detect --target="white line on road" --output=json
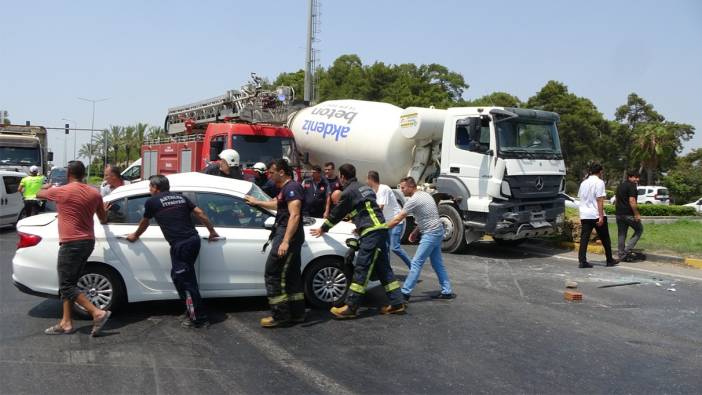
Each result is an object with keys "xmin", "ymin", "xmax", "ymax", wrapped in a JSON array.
[
  {"xmin": 520, "ymin": 248, "xmax": 702, "ymax": 282},
  {"xmin": 223, "ymin": 317, "xmax": 356, "ymax": 395}
]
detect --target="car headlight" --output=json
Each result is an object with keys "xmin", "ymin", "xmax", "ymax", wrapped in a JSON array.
[{"xmin": 501, "ymin": 180, "xmax": 511, "ymax": 197}]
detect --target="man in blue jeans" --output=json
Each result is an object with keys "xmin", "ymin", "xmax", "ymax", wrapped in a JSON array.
[
  {"xmin": 366, "ymin": 170, "xmax": 413, "ymax": 268},
  {"xmin": 386, "ymin": 176, "xmax": 455, "ymax": 301}
]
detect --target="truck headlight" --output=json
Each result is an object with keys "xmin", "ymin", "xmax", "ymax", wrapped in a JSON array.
[{"xmin": 501, "ymin": 180, "xmax": 511, "ymax": 197}]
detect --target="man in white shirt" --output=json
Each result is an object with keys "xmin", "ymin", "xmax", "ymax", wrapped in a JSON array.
[
  {"xmin": 577, "ymin": 163, "xmax": 619, "ymax": 268},
  {"xmin": 367, "ymin": 171, "xmax": 412, "ymax": 268}
]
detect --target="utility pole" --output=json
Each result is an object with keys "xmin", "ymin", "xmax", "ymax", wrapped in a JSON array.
[
  {"xmin": 304, "ymin": 0, "xmax": 320, "ymax": 104},
  {"xmin": 78, "ymin": 97, "xmax": 108, "ymax": 180}
]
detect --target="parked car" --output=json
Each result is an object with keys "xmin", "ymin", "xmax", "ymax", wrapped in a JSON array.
[
  {"xmin": 0, "ymin": 170, "xmax": 26, "ymax": 227},
  {"xmin": 12, "ymin": 173, "xmax": 356, "ymax": 313},
  {"xmin": 637, "ymin": 186, "xmax": 670, "ymax": 205},
  {"xmin": 120, "ymin": 158, "xmax": 142, "ymax": 182},
  {"xmin": 684, "ymin": 198, "xmax": 702, "ymax": 213},
  {"xmin": 47, "ymin": 166, "xmax": 67, "ymax": 186}
]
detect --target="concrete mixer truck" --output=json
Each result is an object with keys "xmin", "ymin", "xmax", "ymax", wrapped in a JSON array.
[{"xmin": 289, "ymin": 100, "xmax": 566, "ymax": 253}]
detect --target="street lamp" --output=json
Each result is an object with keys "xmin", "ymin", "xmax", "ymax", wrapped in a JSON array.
[
  {"xmin": 77, "ymin": 97, "xmax": 109, "ymax": 180},
  {"xmin": 61, "ymin": 118, "xmax": 77, "ymax": 164}
]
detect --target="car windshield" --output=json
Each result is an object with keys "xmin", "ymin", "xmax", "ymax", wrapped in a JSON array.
[
  {"xmin": 232, "ymin": 135, "xmax": 298, "ymax": 167},
  {"xmin": 0, "ymin": 147, "xmax": 41, "ymax": 165},
  {"xmin": 495, "ymin": 119, "xmax": 562, "ymax": 159},
  {"xmin": 247, "ymin": 183, "xmax": 272, "ymax": 203},
  {"xmin": 48, "ymin": 168, "xmax": 67, "ymax": 185}
]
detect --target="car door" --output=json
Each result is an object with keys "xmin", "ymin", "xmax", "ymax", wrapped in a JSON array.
[
  {"xmin": 446, "ymin": 118, "xmax": 493, "ymax": 197},
  {"xmin": 1, "ymin": 175, "xmax": 24, "ymax": 225},
  {"xmin": 103, "ymin": 194, "xmax": 175, "ymax": 292},
  {"xmin": 194, "ymin": 191, "xmax": 272, "ymax": 292}
]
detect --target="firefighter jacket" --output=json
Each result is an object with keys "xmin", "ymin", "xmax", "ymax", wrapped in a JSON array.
[{"xmin": 321, "ymin": 178, "xmax": 386, "ymax": 237}]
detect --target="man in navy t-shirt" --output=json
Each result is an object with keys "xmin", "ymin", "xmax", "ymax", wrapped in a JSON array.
[
  {"xmin": 302, "ymin": 165, "xmax": 328, "ymax": 218},
  {"xmin": 245, "ymin": 159, "xmax": 306, "ymax": 328},
  {"xmin": 128, "ymin": 175, "xmax": 219, "ymax": 328}
]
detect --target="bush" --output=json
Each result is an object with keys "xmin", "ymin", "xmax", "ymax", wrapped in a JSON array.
[
  {"xmin": 566, "ymin": 180, "xmax": 579, "ymax": 195},
  {"xmin": 603, "ymin": 204, "xmax": 697, "ymax": 216}
]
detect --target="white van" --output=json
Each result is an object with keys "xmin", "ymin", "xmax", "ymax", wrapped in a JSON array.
[
  {"xmin": 0, "ymin": 170, "xmax": 27, "ymax": 227},
  {"xmin": 121, "ymin": 158, "xmax": 142, "ymax": 182},
  {"xmin": 637, "ymin": 186, "xmax": 670, "ymax": 205}
]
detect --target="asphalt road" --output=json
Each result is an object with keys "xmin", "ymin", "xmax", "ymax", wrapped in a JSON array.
[{"xmin": 1, "ymin": 227, "xmax": 701, "ymax": 394}]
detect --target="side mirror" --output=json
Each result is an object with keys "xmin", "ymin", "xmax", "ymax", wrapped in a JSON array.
[
  {"xmin": 264, "ymin": 216, "xmax": 275, "ymax": 229},
  {"xmin": 47, "ymin": 152, "xmax": 54, "ymax": 162}
]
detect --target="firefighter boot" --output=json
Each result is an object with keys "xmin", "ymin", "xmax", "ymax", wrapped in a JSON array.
[
  {"xmin": 260, "ymin": 316, "xmax": 291, "ymax": 328},
  {"xmin": 380, "ymin": 303, "xmax": 407, "ymax": 315},
  {"xmin": 330, "ymin": 304, "xmax": 358, "ymax": 319}
]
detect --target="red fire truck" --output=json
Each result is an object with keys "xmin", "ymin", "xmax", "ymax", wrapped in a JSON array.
[{"xmin": 140, "ymin": 74, "xmax": 300, "ymax": 180}]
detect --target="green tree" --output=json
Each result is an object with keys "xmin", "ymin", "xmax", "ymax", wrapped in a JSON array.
[
  {"xmin": 107, "ymin": 126, "xmax": 124, "ymax": 166},
  {"xmin": 272, "ymin": 70, "xmax": 305, "ymax": 102},
  {"xmin": 462, "ymin": 92, "xmax": 522, "ymax": 107},
  {"xmin": 663, "ymin": 149, "xmax": 702, "ymax": 203},
  {"xmin": 526, "ymin": 81, "xmax": 609, "ymax": 183}
]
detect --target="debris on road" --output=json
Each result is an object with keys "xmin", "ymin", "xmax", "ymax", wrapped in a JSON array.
[
  {"xmin": 565, "ymin": 280, "xmax": 578, "ymax": 289},
  {"xmin": 564, "ymin": 291, "xmax": 583, "ymax": 301},
  {"xmin": 667, "ymin": 288, "xmax": 677, "ymax": 292},
  {"xmin": 597, "ymin": 281, "xmax": 642, "ymax": 289}
]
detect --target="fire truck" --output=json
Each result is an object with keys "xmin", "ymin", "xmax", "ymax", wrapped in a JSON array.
[{"xmin": 140, "ymin": 74, "xmax": 301, "ymax": 180}]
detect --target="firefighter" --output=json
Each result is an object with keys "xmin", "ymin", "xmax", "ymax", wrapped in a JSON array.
[
  {"xmin": 301, "ymin": 165, "xmax": 329, "ymax": 218},
  {"xmin": 202, "ymin": 149, "xmax": 243, "ymax": 179},
  {"xmin": 244, "ymin": 159, "xmax": 306, "ymax": 327},
  {"xmin": 252, "ymin": 162, "xmax": 268, "ymax": 189},
  {"xmin": 310, "ymin": 163, "xmax": 406, "ymax": 319}
]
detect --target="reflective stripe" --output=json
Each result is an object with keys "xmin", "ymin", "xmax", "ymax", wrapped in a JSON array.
[
  {"xmin": 269, "ymin": 294, "xmax": 288, "ymax": 305},
  {"xmin": 281, "ymin": 253, "xmax": 292, "ymax": 289},
  {"xmin": 363, "ymin": 248, "xmax": 379, "ymax": 288},
  {"xmin": 365, "ymin": 201, "xmax": 381, "ymax": 226},
  {"xmin": 349, "ymin": 209, "xmax": 358, "ymax": 218},
  {"xmin": 290, "ymin": 293, "xmax": 305, "ymax": 301},
  {"xmin": 323, "ymin": 219, "xmax": 335, "ymax": 228},
  {"xmin": 349, "ymin": 282, "xmax": 366, "ymax": 294},
  {"xmin": 384, "ymin": 281, "xmax": 400, "ymax": 292},
  {"xmin": 360, "ymin": 223, "xmax": 387, "ymax": 237}
]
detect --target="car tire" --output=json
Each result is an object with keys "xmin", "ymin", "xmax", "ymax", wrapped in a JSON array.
[
  {"xmin": 72, "ymin": 264, "xmax": 126, "ymax": 318},
  {"xmin": 438, "ymin": 204, "xmax": 468, "ymax": 253},
  {"xmin": 493, "ymin": 238, "xmax": 526, "ymax": 247},
  {"xmin": 303, "ymin": 257, "xmax": 350, "ymax": 309}
]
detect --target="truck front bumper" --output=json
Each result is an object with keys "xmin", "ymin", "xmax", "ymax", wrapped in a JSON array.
[{"xmin": 486, "ymin": 198, "xmax": 565, "ymax": 240}]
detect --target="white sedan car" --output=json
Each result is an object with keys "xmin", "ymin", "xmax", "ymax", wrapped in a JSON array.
[{"xmin": 12, "ymin": 173, "xmax": 356, "ymax": 312}]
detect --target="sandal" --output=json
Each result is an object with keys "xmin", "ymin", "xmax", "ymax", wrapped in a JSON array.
[
  {"xmin": 90, "ymin": 310, "xmax": 112, "ymax": 337},
  {"xmin": 44, "ymin": 324, "xmax": 76, "ymax": 335}
]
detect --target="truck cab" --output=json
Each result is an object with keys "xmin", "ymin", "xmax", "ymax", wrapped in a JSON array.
[{"xmin": 435, "ymin": 107, "xmax": 565, "ymax": 251}]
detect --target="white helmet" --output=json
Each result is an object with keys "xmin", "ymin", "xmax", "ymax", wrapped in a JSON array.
[
  {"xmin": 218, "ymin": 149, "xmax": 240, "ymax": 167},
  {"xmin": 29, "ymin": 165, "xmax": 39, "ymax": 174},
  {"xmin": 253, "ymin": 162, "xmax": 267, "ymax": 173}
]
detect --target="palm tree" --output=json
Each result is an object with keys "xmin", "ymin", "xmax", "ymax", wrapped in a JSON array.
[
  {"xmin": 123, "ymin": 125, "xmax": 136, "ymax": 164},
  {"xmin": 108, "ymin": 126, "xmax": 123, "ymax": 166},
  {"xmin": 632, "ymin": 122, "xmax": 676, "ymax": 185},
  {"xmin": 147, "ymin": 125, "xmax": 168, "ymax": 140}
]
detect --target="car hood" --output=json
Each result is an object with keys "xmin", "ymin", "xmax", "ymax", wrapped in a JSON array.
[
  {"xmin": 306, "ymin": 218, "xmax": 356, "ymax": 235},
  {"xmin": 17, "ymin": 213, "xmax": 57, "ymax": 227}
]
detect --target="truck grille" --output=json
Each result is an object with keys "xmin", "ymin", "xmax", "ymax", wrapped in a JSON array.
[{"xmin": 504, "ymin": 175, "xmax": 562, "ymax": 199}]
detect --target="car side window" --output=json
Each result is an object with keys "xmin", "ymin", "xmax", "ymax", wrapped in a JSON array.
[
  {"xmin": 106, "ymin": 198, "xmax": 127, "ymax": 223},
  {"xmin": 455, "ymin": 122, "xmax": 490, "ymax": 153},
  {"xmin": 126, "ymin": 195, "xmax": 155, "ymax": 224},
  {"xmin": 637, "ymin": 189, "xmax": 645, "ymax": 196},
  {"xmin": 195, "ymin": 192, "xmax": 271, "ymax": 228},
  {"xmin": 3, "ymin": 176, "xmax": 22, "ymax": 194}
]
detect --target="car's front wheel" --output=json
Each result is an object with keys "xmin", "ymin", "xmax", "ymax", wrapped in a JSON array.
[
  {"xmin": 73, "ymin": 264, "xmax": 126, "ymax": 317},
  {"xmin": 303, "ymin": 257, "xmax": 350, "ymax": 309}
]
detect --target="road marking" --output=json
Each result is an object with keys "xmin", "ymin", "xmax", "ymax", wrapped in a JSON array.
[
  {"xmin": 222, "ymin": 317, "xmax": 355, "ymax": 395},
  {"xmin": 519, "ymin": 248, "xmax": 702, "ymax": 282}
]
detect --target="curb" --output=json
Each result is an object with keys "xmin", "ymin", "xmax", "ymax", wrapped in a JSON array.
[{"xmin": 557, "ymin": 241, "xmax": 689, "ymax": 265}]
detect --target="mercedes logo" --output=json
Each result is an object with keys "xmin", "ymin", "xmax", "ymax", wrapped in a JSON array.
[{"xmin": 535, "ymin": 176, "xmax": 544, "ymax": 191}]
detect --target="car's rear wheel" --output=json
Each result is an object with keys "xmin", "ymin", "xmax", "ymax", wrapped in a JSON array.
[
  {"xmin": 72, "ymin": 264, "xmax": 126, "ymax": 317},
  {"xmin": 303, "ymin": 257, "xmax": 350, "ymax": 309}
]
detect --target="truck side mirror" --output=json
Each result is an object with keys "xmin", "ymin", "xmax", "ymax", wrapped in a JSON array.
[{"xmin": 47, "ymin": 152, "xmax": 54, "ymax": 162}]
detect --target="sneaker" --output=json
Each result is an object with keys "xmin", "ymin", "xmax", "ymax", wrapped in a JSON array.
[
  {"xmin": 330, "ymin": 305, "xmax": 358, "ymax": 319},
  {"xmin": 182, "ymin": 319, "xmax": 210, "ymax": 329},
  {"xmin": 379, "ymin": 304, "xmax": 407, "ymax": 315},
  {"xmin": 606, "ymin": 259, "xmax": 620, "ymax": 267},
  {"xmin": 431, "ymin": 292, "xmax": 456, "ymax": 300},
  {"xmin": 579, "ymin": 262, "xmax": 594, "ymax": 269},
  {"xmin": 260, "ymin": 316, "xmax": 291, "ymax": 328},
  {"xmin": 401, "ymin": 293, "xmax": 411, "ymax": 303}
]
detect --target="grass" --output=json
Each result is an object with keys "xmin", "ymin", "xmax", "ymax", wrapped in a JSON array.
[
  {"xmin": 87, "ymin": 176, "xmax": 103, "ymax": 186},
  {"xmin": 607, "ymin": 219, "xmax": 702, "ymax": 258}
]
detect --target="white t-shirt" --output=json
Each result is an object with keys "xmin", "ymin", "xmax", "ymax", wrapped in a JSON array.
[
  {"xmin": 100, "ymin": 180, "xmax": 131, "ymax": 197},
  {"xmin": 577, "ymin": 175, "xmax": 606, "ymax": 219},
  {"xmin": 375, "ymin": 184, "xmax": 402, "ymax": 224}
]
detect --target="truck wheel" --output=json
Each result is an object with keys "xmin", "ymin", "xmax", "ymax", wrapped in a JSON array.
[
  {"xmin": 438, "ymin": 204, "xmax": 468, "ymax": 253},
  {"xmin": 303, "ymin": 257, "xmax": 350, "ymax": 309},
  {"xmin": 493, "ymin": 238, "xmax": 526, "ymax": 247}
]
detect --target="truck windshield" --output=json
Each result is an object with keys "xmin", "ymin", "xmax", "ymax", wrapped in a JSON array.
[
  {"xmin": 495, "ymin": 120, "xmax": 562, "ymax": 159},
  {"xmin": 0, "ymin": 147, "xmax": 41, "ymax": 165},
  {"xmin": 232, "ymin": 135, "xmax": 298, "ymax": 167}
]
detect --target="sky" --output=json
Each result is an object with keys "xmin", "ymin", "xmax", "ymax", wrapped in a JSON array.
[{"xmin": 2, "ymin": 0, "xmax": 701, "ymax": 166}]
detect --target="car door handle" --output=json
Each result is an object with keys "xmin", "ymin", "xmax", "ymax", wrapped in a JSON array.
[
  {"xmin": 450, "ymin": 167, "xmax": 460, "ymax": 173},
  {"xmin": 203, "ymin": 236, "xmax": 227, "ymax": 241}
]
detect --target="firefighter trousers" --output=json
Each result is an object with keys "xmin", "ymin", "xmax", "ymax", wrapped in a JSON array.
[
  {"xmin": 346, "ymin": 229, "xmax": 403, "ymax": 309},
  {"xmin": 264, "ymin": 228, "xmax": 305, "ymax": 321}
]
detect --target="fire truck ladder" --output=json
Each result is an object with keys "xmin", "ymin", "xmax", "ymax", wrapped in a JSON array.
[{"xmin": 165, "ymin": 73, "xmax": 295, "ymax": 135}]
